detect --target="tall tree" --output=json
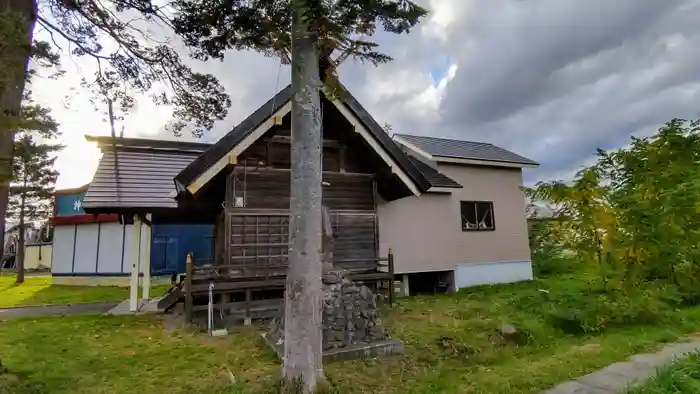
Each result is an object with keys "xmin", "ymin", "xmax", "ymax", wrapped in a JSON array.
[
  {"xmin": 0, "ymin": 2, "xmax": 37, "ymax": 264},
  {"xmin": 0, "ymin": 0, "xmax": 233, "ymax": 261},
  {"xmin": 7, "ymin": 127, "xmax": 61, "ymax": 283},
  {"xmin": 172, "ymin": 0, "xmax": 427, "ymax": 390}
]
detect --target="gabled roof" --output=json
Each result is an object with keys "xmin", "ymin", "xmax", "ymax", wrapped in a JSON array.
[
  {"xmin": 393, "ymin": 134, "xmax": 539, "ymax": 167},
  {"xmin": 407, "ymin": 156, "xmax": 462, "ymax": 189},
  {"xmin": 175, "ymin": 85, "xmax": 431, "ymax": 197},
  {"xmin": 82, "ymin": 136, "xmax": 209, "ymax": 212},
  {"xmin": 175, "ymin": 84, "xmax": 294, "ymax": 189}
]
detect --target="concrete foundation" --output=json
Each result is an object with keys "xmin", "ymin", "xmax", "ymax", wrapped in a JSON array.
[{"xmin": 263, "ymin": 333, "xmax": 405, "ymax": 362}]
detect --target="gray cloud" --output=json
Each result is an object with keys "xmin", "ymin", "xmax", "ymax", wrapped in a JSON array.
[
  {"xmin": 442, "ymin": 0, "xmax": 700, "ymax": 182},
  {"xmin": 152, "ymin": 0, "xmax": 700, "ymax": 185},
  {"xmin": 329, "ymin": 0, "xmax": 700, "ymax": 184}
]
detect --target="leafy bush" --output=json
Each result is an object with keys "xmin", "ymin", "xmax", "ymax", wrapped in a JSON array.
[
  {"xmin": 539, "ymin": 285, "xmax": 673, "ymax": 335},
  {"xmin": 532, "ymin": 250, "xmax": 577, "ymax": 278},
  {"xmin": 528, "ymin": 219, "xmax": 579, "ymax": 278},
  {"xmin": 672, "ymin": 261, "xmax": 700, "ymax": 306}
]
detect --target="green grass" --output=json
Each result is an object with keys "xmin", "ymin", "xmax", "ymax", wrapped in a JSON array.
[
  {"xmin": 626, "ymin": 353, "xmax": 700, "ymax": 393},
  {"xmin": 2, "ymin": 273, "xmax": 700, "ymax": 394},
  {"xmin": 0, "ymin": 276, "xmax": 170, "ymax": 307}
]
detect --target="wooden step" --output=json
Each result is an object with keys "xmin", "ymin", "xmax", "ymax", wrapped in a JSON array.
[{"xmin": 157, "ymin": 283, "xmax": 184, "ymax": 311}]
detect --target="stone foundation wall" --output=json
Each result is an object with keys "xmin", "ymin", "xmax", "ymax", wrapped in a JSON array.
[
  {"xmin": 268, "ymin": 269, "xmax": 389, "ymax": 351},
  {"xmin": 322, "ymin": 270, "xmax": 387, "ymax": 350}
]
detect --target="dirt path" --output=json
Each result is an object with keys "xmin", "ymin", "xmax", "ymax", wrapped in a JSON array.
[{"xmin": 542, "ymin": 339, "xmax": 700, "ymax": 393}]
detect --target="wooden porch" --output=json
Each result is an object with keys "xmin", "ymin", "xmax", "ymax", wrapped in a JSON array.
[{"xmin": 169, "ymin": 249, "xmax": 395, "ymax": 324}]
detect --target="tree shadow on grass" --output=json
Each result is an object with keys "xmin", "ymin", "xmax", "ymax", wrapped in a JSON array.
[
  {"xmin": 0, "ymin": 284, "xmax": 22, "ymax": 293},
  {"xmin": 4, "ymin": 284, "xmax": 128, "ymax": 307},
  {"xmin": 0, "ymin": 370, "xmax": 71, "ymax": 394}
]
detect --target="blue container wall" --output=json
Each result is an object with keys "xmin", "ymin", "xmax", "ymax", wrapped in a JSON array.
[{"xmin": 150, "ymin": 224, "xmax": 214, "ymax": 275}]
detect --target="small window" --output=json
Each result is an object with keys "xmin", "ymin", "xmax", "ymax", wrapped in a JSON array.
[{"xmin": 461, "ymin": 201, "xmax": 495, "ymax": 231}]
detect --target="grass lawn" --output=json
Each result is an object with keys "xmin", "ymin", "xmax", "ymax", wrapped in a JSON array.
[
  {"xmin": 626, "ymin": 353, "xmax": 700, "ymax": 393},
  {"xmin": 2, "ymin": 272, "xmax": 700, "ymax": 394},
  {"xmin": 0, "ymin": 275, "xmax": 170, "ymax": 307}
]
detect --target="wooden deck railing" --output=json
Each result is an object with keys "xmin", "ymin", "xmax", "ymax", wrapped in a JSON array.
[{"xmin": 183, "ymin": 249, "xmax": 395, "ymax": 324}]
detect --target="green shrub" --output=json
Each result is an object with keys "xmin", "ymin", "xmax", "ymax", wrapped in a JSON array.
[
  {"xmin": 672, "ymin": 261, "xmax": 700, "ymax": 306},
  {"xmin": 540, "ymin": 285, "xmax": 673, "ymax": 335},
  {"xmin": 532, "ymin": 250, "xmax": 577, "ymax": 278}
]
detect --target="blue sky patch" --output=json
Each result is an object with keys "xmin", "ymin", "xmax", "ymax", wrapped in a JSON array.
[{"xmin": 429, "ymin": 55, "xmax": 452, "ymax": 86}]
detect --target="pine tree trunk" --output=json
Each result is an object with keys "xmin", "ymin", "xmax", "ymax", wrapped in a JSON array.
[
  {"xmin": 283, "ymin": 2, "xmax": 324, "ymax": 391},
  {"xmin": 0, "ymin": 0, "xmax": 37, "ymax": 263},
  {"xmin": 15, "ymin": 189, "xmax": 25, "ymax": 284}
]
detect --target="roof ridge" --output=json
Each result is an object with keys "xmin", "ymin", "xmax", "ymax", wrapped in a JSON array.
[
  {"xmin": 85, "ymin": 134, "xmax": 213, "ymax": 148},
  {"xmin": 394, "ymin": 133, "xmax": 494, "ymax": 146}
]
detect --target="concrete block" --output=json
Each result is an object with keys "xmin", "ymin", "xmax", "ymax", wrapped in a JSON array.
[
  {"xmin": 576, "ymin": 370, "xmax": 630, "ymax": 393},
  {"xmin": 541, "ymin": 380, "xmax": 613, "ymax": 394}
]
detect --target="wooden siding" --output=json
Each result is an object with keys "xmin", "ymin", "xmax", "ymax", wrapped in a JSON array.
[
  {"xmin": 225, "ymin": 210, "xmax": 378, "ymax": 275},
  {"xmin": 233, "ymin": 127, "xmax": 373, "ymax": 174},
  {"xmin": 217, "ymin": 126, "xmax": 381, "ymax": 277},
  {"xmin": 228, "ymin": 167, "xmax": 374, "ymax": 211},
  {"xmin": 331, "ymin": 212, "xmax": 378, "ymax": 270}
]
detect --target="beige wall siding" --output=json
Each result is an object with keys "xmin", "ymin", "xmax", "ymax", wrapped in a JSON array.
[{"xmin": 377, "ymin": 163, "xmax": 532, "ymax": 274}]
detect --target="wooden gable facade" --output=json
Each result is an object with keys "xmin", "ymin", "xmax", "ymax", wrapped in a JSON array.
[
  {"xmin": 218, "ymin": 105, "xmax": 379, "ymax": 277},
  {"xmin": 174, "ymin": 86, "xmax": 430, "ymax": 284}
]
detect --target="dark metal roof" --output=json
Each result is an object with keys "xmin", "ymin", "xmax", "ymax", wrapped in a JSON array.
[
  {"xmin": 394, "ymin": 134, "xmax": 539, "ymax": 166},
  {"xmin": 85, "ymin": 135, "xmax": 211, "ymax": 153},
  {"xmin": 175, "ymin": 85, "xmax": 431, "ymax": 195},
  {"xmin": 407, "ymin": 156, "xmax": 462, "ymax": 189},
  {"xmin": 175, "ymin": 85, "xmax": 294, "ymax": 188},
  {"xmin": 338, "ymin": 88, "xmax": 431, "ymax": 192},
  {"xmin": 83, "ymin": 137, "xmax": 208, "ymax": 211}
]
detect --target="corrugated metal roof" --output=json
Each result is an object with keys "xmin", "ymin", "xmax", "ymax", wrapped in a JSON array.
[
  {"xmin": 394, "ymin": 134, "xmax": 539, "ymax": 166},
  {"xmin": 83, "ymin": 149, "xmax": 201, "ymax": 211},
  {"xmin": 407, "ymin": 156, "xmax": 462, "ymax": 189}
]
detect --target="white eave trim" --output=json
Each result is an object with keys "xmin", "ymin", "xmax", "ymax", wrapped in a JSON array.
[
  {"xmin": 435, "ymin": 156, "xmax": 539, "ymax": 168},
  {"xmin": 187, "ymin": 94, "xmax": 422, "ymax": 198},
  {"xmin": 426, "ymin": 187, "xmax": 457, "ymax": 193},
  {"xmin": 186, "ymin": 100, "xmax": 292, "ymax": 195},
  {"xmin": 326, "ymin": 96, "xmax": 421, "ymax": 197},
  {"xmin": 392, "ymin": 135, "xmax": 435, "ymax": 162}
]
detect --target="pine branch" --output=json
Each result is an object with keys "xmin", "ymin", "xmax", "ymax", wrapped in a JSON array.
[
  {"xmin": 37, "ymin": 0, "xmax": 231, "ymax": 136},
  {"xmin": 171, "ymin": 0, "xmax": 427, "ymax": 78}
]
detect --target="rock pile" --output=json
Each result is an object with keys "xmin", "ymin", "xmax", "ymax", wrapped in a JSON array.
[{"xmin": 268, "ymin": 269, "xmax": 390, "ymax": 351}]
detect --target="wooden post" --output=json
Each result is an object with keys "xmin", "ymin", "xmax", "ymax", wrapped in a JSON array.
[
  {"xmin": 142, "ymin": 214, "xmax": 152, "ymax": 300},
  {"xmin": 388, "ymin": 248, "xmax": 394, "ymax": 307},
  {"xmin": 244, "ymin": 288, "xmax": 252, "ymax": 326},
  {"xmin": 402, "ymin": 274, "xmax": 410, "ymax": 298},
  {"xmin": 185, "ymin": 253, "xmax": 193, "ymax": 324},
  {"xmin": 129, "ymin": 214, "xmax": 142, "ymax": 312}
]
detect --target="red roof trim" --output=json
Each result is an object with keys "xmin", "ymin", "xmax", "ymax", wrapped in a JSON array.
[{"xmin": 51, "ymin": 214, "xmax": 119, "ymax": 226}]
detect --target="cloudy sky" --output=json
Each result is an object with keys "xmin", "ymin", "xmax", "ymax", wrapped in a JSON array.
[{"xmin": 30, "ymin": 0, "xmax": 700, "ymax": 189}]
